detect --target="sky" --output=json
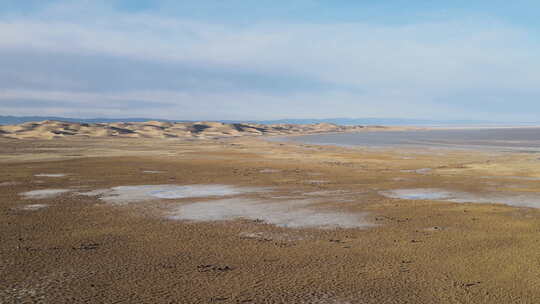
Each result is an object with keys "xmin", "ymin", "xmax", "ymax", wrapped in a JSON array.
[{"xmin": 1, "ymin": 0, "xmax": 540, "ymax": 121}]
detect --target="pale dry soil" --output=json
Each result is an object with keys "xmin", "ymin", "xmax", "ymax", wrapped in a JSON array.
[{"xmin": 2, "ymin": 137, "xmax": 540, "ymax": 303}]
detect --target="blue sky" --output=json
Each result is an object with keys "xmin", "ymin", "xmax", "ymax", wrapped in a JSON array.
[{"xmin": 1, "ymin": 1, "xmax": 540, "ymax": 121}]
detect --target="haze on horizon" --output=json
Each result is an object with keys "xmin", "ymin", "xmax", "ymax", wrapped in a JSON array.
[{"xmin": 1, "ymin": 1, "xmax": 540, "ymax": 122}]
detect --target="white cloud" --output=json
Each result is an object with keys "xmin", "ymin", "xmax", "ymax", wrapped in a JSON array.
[
  {"xmin": 1, "ymin": 2, "xmax": 540, "ymax": 120},
  {"xmin": 0, "ymin": 88, "xmax": 466, "ymax": 120}
]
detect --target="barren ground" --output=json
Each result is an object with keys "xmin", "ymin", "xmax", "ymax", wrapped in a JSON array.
[{"xmin": 2, "ymin": 136, "xmax": 540, "ymax": 303}]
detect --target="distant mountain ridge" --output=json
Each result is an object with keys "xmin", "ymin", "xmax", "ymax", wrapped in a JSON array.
[
  {"xmin": 0, "ymin": 119, "xmax": 391, "ymax": 140},
  {"xmin": 0, "ymin": 116, "xmax": 180, "ymax": 125},
  {"xmin": 0, "ymin": 115, "xmax": 508, "ymax": 126}
]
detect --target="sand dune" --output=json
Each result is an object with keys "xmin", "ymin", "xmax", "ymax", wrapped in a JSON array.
[{"xmin": 0, "ymin": 120, "xmax": 386, "ymax": 140}]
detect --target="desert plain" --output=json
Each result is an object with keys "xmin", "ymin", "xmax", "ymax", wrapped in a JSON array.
[{"xmin": 3, "ymin": 122, "xmax": 540, "ymax": 303}]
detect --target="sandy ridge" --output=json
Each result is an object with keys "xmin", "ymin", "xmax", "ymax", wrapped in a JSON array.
[{"xmin": 0, "ymin": 120, "xmax": 394, "ymax": 140}]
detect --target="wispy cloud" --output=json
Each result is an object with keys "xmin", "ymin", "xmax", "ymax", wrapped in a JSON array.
[{"xmin": 1, "ymin": 1, "xmax": 539, "ymax": 120}]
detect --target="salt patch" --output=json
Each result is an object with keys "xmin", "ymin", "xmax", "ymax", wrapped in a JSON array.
[
  {"xmin": 381, "ymin": 188, "xmax": 540, "ymax": 209},
  {"xmin": 21, "ymin": 189, "xmax": 71, "ymax": 199},
  {"xmin": 78, "ymin": 184, "xmax": 265, "ymax": 204},
  {"xmin": 34, "ymin": 174, "xmax": 66, "ymax": 177},
  {"xmin": 0, "ymin": 181, "xmax": 19, "ymax": 187},
  {"xmin": 303, "ymin": 190, "xmax": 349, "ymax": 196},
  {"xmin": 392, "ymin": 177, "xmax": 409, "ymax": 182},
  {"xmin": 415, "ymin": 168, "xmax": 433, "ymax": 174},
  {"xmin": 305, "ymin": 180, "xmax": 329, "ymax": 185},
  {"xmin": 514, "ymin": 176, "xmax": 540, "ymax": 181},
  {"xmin": 259, "ymin": 169, "xmax": 281, "ymax": 173},
  {"xmin": 400, "ymin": 168, "xmax": 432, "ymax": 174},
  {"xmin": 76, "ymin": 189, "xmax": 109, "ymax": 196},
  {"xmin": 142, "ymin": 170, "xmax": 164, "ymax": 174},
  {"xmin": 380, "ymin": 189, "xmax": 455, "ymax": 200},
  {"xmin": 21, "ymin": 204, "xmax": 48, "ymax": 210},
  {"xmin": 168, "ymin": 198, "xmax": 373, "ymax": 229}
]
